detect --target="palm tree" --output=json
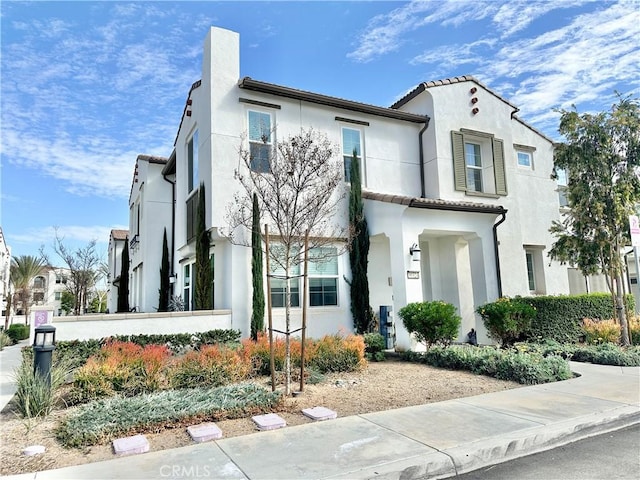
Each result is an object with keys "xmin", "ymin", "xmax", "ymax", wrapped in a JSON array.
[{"xmin": 10, "ymin": 255, "xmax": 46, "ymax": 325}]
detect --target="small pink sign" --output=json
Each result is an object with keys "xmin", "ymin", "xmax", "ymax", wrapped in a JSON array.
[{"xmin": 34, "ymin": 311, "xmax": 48, "ymax": 327}]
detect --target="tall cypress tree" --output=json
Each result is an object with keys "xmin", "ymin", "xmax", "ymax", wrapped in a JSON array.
[
  {"xmin": 349, "ymin": 151, "xmax": 372, "ymax": 333},
  {"xmin": 158, "ymin": 228, "xmax": 170, "ymax": 312},
  {"xmin": 251, "ymin": 193, "xmax": 265, "ymax": 340},
  {"xmin": 117, "ymin": 237, "xmax": 130, "ymax": 313},
  {"xmin": 194, "ymin": 182, "xmax": 213, "ymax": 309}
]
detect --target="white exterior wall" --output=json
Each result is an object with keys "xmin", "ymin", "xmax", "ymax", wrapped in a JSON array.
[
  {"xmin": 107, "ymin": 234, "xmax": 127, "ymax": 314},
  {"xmin": 129, "ymin": 158, "xmax": 172, "ymax": 312},
  {"xmin": 397, "ymin": 82, "xmax": 570, "ymax": 298}
]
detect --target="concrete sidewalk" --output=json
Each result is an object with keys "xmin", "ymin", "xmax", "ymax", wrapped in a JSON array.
[
  {"xmin": 1, "ymin": 353, "xmax": 638, "ymax": 479},
  {"xmin": 0, "ymin": 339, "xmax": 28, "ymax": 412}
]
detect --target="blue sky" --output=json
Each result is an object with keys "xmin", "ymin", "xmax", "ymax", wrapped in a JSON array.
[{"xmin": 1, "ymin": 0, "xmax": 639, "ymax": 265}]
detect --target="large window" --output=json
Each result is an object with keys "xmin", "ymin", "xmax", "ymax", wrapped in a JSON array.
[
  {"xmin": 187, "ymin": 130, "xmax": 199, "ymax": 193},
  {"xmin": 451, "ymin": 129, "xmax": 507, "ymax": 196},
  {"xmin": 268, "ymin": 245, "xmax": 339, "ymax": 308},
  {"xmin": 308, "ymin": 247, "xmax": 338, "ymax": 307},
  {"xmin": 556, "ymin": 168, "xmax": 569, "ymax": 207},
  {"xmin": 249, "ymin": 110, "xmax": 272, "ymax": 173},
  {"xmin": 342, "ymin": 127, "xmax": 362, "ymax": 182}
]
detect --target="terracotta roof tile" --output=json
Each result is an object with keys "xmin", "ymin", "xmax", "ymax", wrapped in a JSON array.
[
  {"xmin": 362, "ymin": 190, "xmax": 506, "ymax": 214},
  {"xmin": 111, "ymin": 229, "xmax": 129, "ymax": 240}
]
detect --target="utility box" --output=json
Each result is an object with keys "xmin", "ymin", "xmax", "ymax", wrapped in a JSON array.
[{"xmin": 379, "ymin": 305, "xmax": 395, "ymax": 349}]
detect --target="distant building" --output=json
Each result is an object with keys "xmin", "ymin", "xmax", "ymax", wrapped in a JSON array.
[
  {"xmin": 107, "ymin": 228, "xmax": 129, "ymax": 314},
  {"xmin": 0, "ymin": 228, "xmax": 10, "ymax": 318}
]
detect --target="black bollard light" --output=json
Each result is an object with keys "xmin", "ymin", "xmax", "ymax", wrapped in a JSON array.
[{"xmin": 33, "ymin": 324, "xmax": 56, "ymax": 387}]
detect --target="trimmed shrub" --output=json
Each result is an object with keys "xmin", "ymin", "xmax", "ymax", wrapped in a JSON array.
[
  {"xmin": 521, "ymin": 293, "xmax": 635, "ymax": 343},
  {"xmin": 582, "ymin": 319, "xmax": 621, "ymax": 345},
  {"xmin": 309, "ymin": 333, "xmax": 365, "ymax": 373},
  {"xmin": 0, "ymin": 331, "xmax": 11, "ymax": 350},
  {"xmin": 6, "ymin": 324, "xmax": 30, "ymax": 343},
  {"xmin": 401, "ymin": 345, "xmax": 572, "ymax": 384},
  {"xmin": 569, "ymin": 343, "xmax": 640, "ymax": 366},
  {"xmin": 363, "ymin": 332, "xmax": 386, "ymax": 361},
  {"xmin": 476, "ymin": 298, "xmax": 536, "ymax": 347},
  {"xmin": 398, "ymin": 301, "xmax": 461, "ymax": 350}
]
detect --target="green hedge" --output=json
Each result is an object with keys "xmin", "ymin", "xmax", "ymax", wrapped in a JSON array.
[
  {"xmin": 517, "ymin": 293, "xmax": 635, "ymax": 343},
  {"xmin": 6, "ymin": 324, "xmax": 30, "ymax": 343}
]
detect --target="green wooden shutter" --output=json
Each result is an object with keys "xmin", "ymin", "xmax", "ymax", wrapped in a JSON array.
[
  {"xmin": 492, "ymin": 137, "xmax": 507, "ymax": 195},
  {"xmin": 451, "ymin": 131, "xmax": 467, "ymax": 191}
]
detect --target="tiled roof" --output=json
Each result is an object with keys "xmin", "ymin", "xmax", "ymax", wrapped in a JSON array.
[
  {"xmin": 390, "ymin": 75, "xmax": 554, "ymax": 144},
  {"xmin": 362, "ymin": 190, "xmax": 506, "ymax": 214},
  {"xmin": 238, "ymin": 77, "xmax": 428, "ymax": 124},
  {"xmin": 137, "ymin": 154, "xmax": 168, "ymax": 165},
  {"xmin": 174, "ymin": 80, "xmax": 202, "ymax": 146},
  {"xmin": 111, "ymin": 229, "xmax": 129, "ymax": 240}
]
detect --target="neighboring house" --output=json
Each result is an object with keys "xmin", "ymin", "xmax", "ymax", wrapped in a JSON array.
[
  {"xmin": 128, "ymin": 154, "xmax": 173, "ymax": 313},
  {"xmin": 0, "ymin": 228, "xmax": 10, "ymax": 318},
  {"xmin": 107, "ymin": 228, "xmax": 129, "ymax": 313},
  {"xmin": 127, "ymin": 26, "xmax": 609, "ymax": 349},
  {"xmin": 28, "ymin": 266, "xmax": 69, "ymax": 317}
]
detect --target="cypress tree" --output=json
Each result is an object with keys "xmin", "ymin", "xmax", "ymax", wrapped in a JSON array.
[
  {"xmin": 251, "ymin": 193, "xmax": 265, "ymax": 340},
  {"xmin": 349, "ymin": 151, "xmax": 372, "ymax": 333},
  {"xmin": 194, "ymin": 183, "xmax": 213, "ymax": 309},
  {"xmin": 117, "ymin": 237, "xmax": 130, "ymax": 313},
  {"xmin": 158, "ymin": 228, "xmax": 170, "ymax": 312}
]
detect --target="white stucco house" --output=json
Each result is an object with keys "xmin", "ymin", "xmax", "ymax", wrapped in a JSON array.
[
  {"xmin": 107, "ymin": 228, "xmax": 129, "ymax": 314},
  {"xmin": 121, "ymin": 26, "xmax": 591, "ymax": 349}
]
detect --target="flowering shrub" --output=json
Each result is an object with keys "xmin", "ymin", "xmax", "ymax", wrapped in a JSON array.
[
  {"xmin": 629, "ymin": 316, "xmax": 640, "ymax": 345},
  {"xmin": 582, "ymin": 318, "xmax": 621, "ymax": 345},
  {"xmin": 398, "ymin": 301, "xmax": 461, "ymax": 349},
  {"xmin": 476, "ymin": 297, "xmax": 536, "ymax": 347}
]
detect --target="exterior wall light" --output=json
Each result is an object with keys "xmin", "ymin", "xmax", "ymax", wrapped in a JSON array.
[{"xmin": 409, "ymin": 243, "xmax": 421, "ymax": 262}]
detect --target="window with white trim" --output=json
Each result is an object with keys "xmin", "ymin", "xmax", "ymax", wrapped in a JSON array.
[
  {"xmin": 308, "ymin": 247, "xmax": 338, "ymax": 307},
  {"xmin": 524, "ymin": 247, "xmax": 546, "ymax": 294},
  {"xmin": 187, "ymin": 130, "xmax": 199, "ymax": 193},
  {"xmin": 183, "ymin": 263, "xmax": 193, "ymax": 311},
  {"xmin": 517, "ymin": 151, "xmax": 532, "ymax": 168},
  {"xmin": 556, "ymin": 168, "xmax": 569, "ymax": 207},
  {"xmin": 248, "ymin": 110, "xmax": 272, "ymax": 173},
  {"xmin": 342, "ymin": 127, "xmax": 362, "ymax": 182},
  {"xmin": 451, "ymin": 129, "xmax": 507, "ymax": 196}
]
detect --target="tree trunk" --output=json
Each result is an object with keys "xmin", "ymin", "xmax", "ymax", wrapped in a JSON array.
[
  {"xmin": 615, "ymin": 273, "xmax": 631, "ymax": 346},
  {"xmin": 284, "ymin": 260, "xmax": 291, "ymax": 396}
]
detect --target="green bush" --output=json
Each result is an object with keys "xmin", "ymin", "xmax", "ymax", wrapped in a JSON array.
[
  {"xmin": 569, "ymin": 343, "xmax": 640, "ymax": 366},
  {"xmin": 364, "ymin": 333, "xmax": 386, "ymax": 361},
  {"xmin": 13, "ymin": 357, "xmax": 72, "ymax": 418},
  {"xmin": 6, "ymin": 324, "xmax": 30, "ymax": 343},
  {"xmin": 521, "ymin": 293, "xmax": 635, "ymax": 343},
  {"xmin": 476, "ymin": 298, "xmax": 536, "ymax": 347},
  {"xmin": 0, "ymin": 331, "xmax": 11, "ymax": 350},
  {"xmin": 398, "ymin": 301, "xmax": 461, "ymax": 350},
  {"xmin": 56, "ymin": 383, "xmax": 282, "ymax": 448},
  {"xmin": 401, "ymin": 345, "xmax": 572, "ymax": 384}
]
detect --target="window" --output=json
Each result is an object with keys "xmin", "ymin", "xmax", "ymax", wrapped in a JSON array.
[
  {"xmin": 183, "ymin": 263, "xmax": 193, "ymax": 311},
  {"xmin": 517, "ymin": 151, "xmax": 532, "ymax": 168},
  {"xmin": 248, "ymin": 110, "xmax": 272, "ymax": 172},
  {"xmin": 556, "ymin": 168, "xmax": 569, "ymax": 207},
  {"xmin": 342, "ymin": 127, "xmax": 362, "ymax": 182},
  {"xmin": 268, "ymin": 245, "xmax": 339, "ymax": 308},
  {"xmin": 186, "ymin": 191, "xmax": 198, "ymax": 242},
  {"xmin": 55, "ymin": 292, "xmax": 61, "ymax": 300},
  {"xmin": 465, "ymin": 143, "xmax": 483, "ymax": 192},
  {"xmin": 524, "ymin": 247, "xmax": 546, "ymax": 294},
  {"xmin": 33, "ymin": 292, "xmax": 44, "ymax": 302},
  {"xmin": 451, "ymin": 130, "xmax": 507, "ymax": 195},
  {"xmin": 525, "ymin": 251, "xmax": 536, "ymax": 291},
  {"xmin": 187, "ymin": 130, "xmax": 199, "ymax": 193},
  {"xmin": 308, "ymin": 247, "xmax": 338, "ymax": 307},
  {"xmin": 33, "ymin": 276, "xmax": 45, "ymax": 289}
]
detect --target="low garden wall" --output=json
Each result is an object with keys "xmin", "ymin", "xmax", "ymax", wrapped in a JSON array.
[{"xmin": 30, "ymin": 310, "xmax": 233, "ymax": 342}]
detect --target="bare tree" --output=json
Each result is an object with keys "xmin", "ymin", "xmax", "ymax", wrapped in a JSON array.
[
  {"xmin": 41, "ymin": 230, "xmax": 101, "ymax": 316},
  {"xmin": 227, "ymin": 127, "xmax": 347, "ymax": 395}
]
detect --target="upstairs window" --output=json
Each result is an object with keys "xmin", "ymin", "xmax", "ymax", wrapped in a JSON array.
[
  {"xmin": 187, "ymin": 130, "xmax": 199, "ymax": 193},
  {"xmin": 556, "ymin": 168, "xmax": 569, "ymax": 208},
  {"xmin": 33, "ymin": 276, "xmax": 45, "ymax": 289},
  {"xmin": 451, "ymin": 129, "xmax": 507, "ymax": 196},
  {"xmin": 248, "ymin": 110, "xmax": 272, "ymax": 173},
  {"xmin": 517, "ymin": 151, "xmax": 532, "ymax": 168},
  {"xmin": 514, "ymin": 143, "xmax": 535, "ymax": 170},
  {"xmin": 342, "ymin": 127, "xmax": 362, "ymax": 182}
]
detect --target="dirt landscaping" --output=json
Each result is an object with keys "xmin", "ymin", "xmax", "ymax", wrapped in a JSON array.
[{"xmin": 0, "ymin": 356, "xmax": 522, "ymax": 476}]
